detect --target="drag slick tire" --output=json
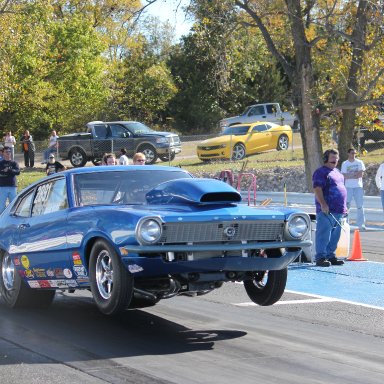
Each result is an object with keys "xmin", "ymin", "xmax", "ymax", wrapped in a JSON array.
[
  {"xmin": 243, "ymin": 248, "xmax": 287, "ymax": 306},
  {"xmin": 89, "ymin": 240, "xmax": 133, "ymax": 315},
  {"xmin": 0, "ymin": 251, "xmax": 55, "ymax": 308}
]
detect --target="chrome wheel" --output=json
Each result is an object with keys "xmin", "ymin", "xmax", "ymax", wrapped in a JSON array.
[
  {"xmin": 1, "ymin": 253, "xmax": 14, "ymax": 291},
  {"xmin": 277, "ymin": 135, "xmax": 289, "ymax": 150},
  {"xmin": 232, "ymin": 143, "xmax": 246, "ymax": 160},
  {"xmin": 96, "ymin": 250, "xmax": 114, "ymax": 300}
]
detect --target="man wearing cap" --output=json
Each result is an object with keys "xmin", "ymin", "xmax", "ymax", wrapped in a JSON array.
[
  {"xmin": 0, "ymin": 146, "xmax": 20, "ymax": 212},
  {"xmin": 45, "ymin": 154, "xmax": 66, "ymax": 175}
]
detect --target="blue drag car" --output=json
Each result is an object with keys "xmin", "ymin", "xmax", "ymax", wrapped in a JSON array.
[{"xmin": 0, "ymin": 166, "xmax": 311, "ymax": 315}]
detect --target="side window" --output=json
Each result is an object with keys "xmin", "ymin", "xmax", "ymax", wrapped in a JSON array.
[
  {"xmin": 248, "ymin": 106, "xmax": 265, "ymax": 116},
  {"xmin": 110, "ymin": 124, "xmax": 130, "ymax": 138},
  {"xmin": 14, "ymin": 191, "xmax": 34, "ymax": 218},
  {"xmin": 32, "ymin": 179, "xmax": 68, "ymax": 217},
  {"xmin": 93, "ymin": 125, "xmax": 107, "ymax": 139},
  {"xmin": 266, "ymin": 104, "xmax": 277, "ymax": 114},
  {"xmin": 252, "ymin": 124, "xmax": 268, "ymax": 133}
]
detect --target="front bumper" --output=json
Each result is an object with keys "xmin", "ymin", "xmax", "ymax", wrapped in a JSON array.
[
  {"xmin": 156, "ymin": 145, "xmax": 182, "ymax": 155},
  {"xmin": 120, "ymin": 240, "xmax": 311, "ymax": 276}
]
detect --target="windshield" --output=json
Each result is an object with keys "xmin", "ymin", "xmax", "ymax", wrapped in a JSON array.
[
  {"xmin": 74, "ymin": 169, "xmax": 191, "ymax": 206},
  {"xmin": 222, "ymin": 125, "xmax": 250, "ymax": 136},
  {"xmin": 122, "ymin": 122, "xmax": 154, "ymax": 134}
]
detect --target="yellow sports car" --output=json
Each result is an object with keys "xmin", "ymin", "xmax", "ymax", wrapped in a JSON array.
[{"xmin": 197, "ymin": 122, "xmax": 292, "ymax": 161}]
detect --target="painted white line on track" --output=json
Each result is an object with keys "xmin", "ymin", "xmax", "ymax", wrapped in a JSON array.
[{"xmin": 234, "ymin": 297, "xmax": 337, "ymax": 306}]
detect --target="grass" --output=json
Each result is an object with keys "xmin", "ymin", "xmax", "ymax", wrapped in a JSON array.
[{"xmin": 17, "ymin": 169, "xmax": 46, "ymax": 192}]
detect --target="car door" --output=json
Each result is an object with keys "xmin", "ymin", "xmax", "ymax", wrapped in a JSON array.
[
  {"xmin": 91, "ymin": 124, "xmax": 112, "ymax": 157},
  {"xmin": 246, "ymin": 124, "xmax": 270, "ymax": 153},
  {"xmin": 13, "ymin": 178, "xmax": 73, "ymax": 284},
  {"xmin": 108, "ymin": 123, "xmax": 135, "ymax": 155},
  {"xmin": 245, "ymin": 105, "xmax": 267, "ymax": 123}
]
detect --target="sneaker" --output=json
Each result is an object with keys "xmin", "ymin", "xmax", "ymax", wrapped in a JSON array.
[
  {"xmin": 329, "ymin": 258, "xmax": 344, "ymax": 266},
  {"xmin": 316, "ymin": 259, "xmax": 331, "ymax": 267},
  {"xmin": 359, "ymin": 225, "xmax": 366, "ymax": 231}
]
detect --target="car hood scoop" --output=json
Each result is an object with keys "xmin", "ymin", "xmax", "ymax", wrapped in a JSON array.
[{"xmin": 146, "ymin": 178, "xmax": 242, "ymax": 205}]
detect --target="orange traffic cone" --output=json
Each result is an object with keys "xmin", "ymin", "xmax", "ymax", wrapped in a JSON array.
[{"xmin": 347, "ymin": 229, "xmax": 367, "ymax": 261}]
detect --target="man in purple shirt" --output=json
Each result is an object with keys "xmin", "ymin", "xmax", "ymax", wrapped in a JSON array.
[{"xmin": 312, "ymin": 149, "xmax": 347, "ymax": 267}]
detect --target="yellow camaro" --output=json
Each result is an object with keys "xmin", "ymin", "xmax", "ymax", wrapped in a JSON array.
[{"xmin": 197, "ymin": 122, "xmax": 292, "ymax": 161}]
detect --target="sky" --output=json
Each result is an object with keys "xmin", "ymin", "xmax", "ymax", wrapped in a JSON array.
[{"xmin": 145, "ymin": 0, "xmax": 193, "ymax": 40}]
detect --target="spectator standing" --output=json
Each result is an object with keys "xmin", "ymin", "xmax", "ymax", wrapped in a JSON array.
[
  {"xmin": 3, "ymin": 131, "xmax": 16, "ymax": 160},
  {"xmin": 102, "ymin": 153, "xmax": 117, "ymax": 165},
  {"xmin": 341, "ymin": 148, "xmax": 366, "ymax": 230},
  {"xmin": 0, "ymin": 146, "xmax": 20, "ymax": 212},
  {"xmin": 45, "ymin": 154, "xmax": 66, "ymax": 175},
  {"xmin": 0, "ymin": 146, "xmax": 3, "ymax": 161},
  {"xmin": 132, "ymin": 152, "xmax": 146, "ymax": 165},
  {"xmin": 119, "ymin": 148, "xmax": 129, "ymax": 165},
  {"xmin": 20, "ymin": 130, "xmax": 35, "ymax": 168},
  {"xmin": 312, "ymin": 149, "xmax": 347, "ymax": 267},
  {"xmin": 41, "ymin": 130, "xmax": 59, "ymax": 164},
  {"xmin": 375, "ymin": 162, "xmax": 384, "ymax": 213}
]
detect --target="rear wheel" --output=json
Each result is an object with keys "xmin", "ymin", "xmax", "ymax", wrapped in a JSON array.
[
  {"xmin": 0, "ymin": 252, "xmax": 55, "ymax": 308},
  {"xmin": 69, "ymin": 148, "xmax": 87, "ymax": 167},
  {"xmin": 139, "ymin": 145, "xmax": 158, "ymax": 164},
  {"xmin": 89, "ymin": 240, "xmax": 133, "ymax": 315},
  {"xmin": 277, "ymin": 134, "xmax": 289, "ymax": 150},
  {"xmin": 243, "ymin": 248, "xmax": 287, "ymax": 306},
  {"xmin": 232, "ymin": 143, "xmax": 246, "ymax": 160}
]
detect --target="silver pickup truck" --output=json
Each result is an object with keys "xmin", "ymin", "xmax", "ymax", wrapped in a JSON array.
[{"xmin": 219, "ymin": 103, "xmax": 299, "ymax": 130}]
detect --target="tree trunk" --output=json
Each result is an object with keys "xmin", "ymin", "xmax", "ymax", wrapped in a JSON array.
[{"xmin": 286, "ymin": 0, "xmax": 323, "ymax": 190}]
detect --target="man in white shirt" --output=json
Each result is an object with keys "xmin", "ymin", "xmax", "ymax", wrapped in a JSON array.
[
  {"xmin": 375, "ymin": 162, "xmax": 384, "ymax": 213},
  {"xmin": 41, "ymin": 130, "xmax": 59, "ymax": 164},
  {"xmin": 341, "ymin": 148, "xmax": 366, "ymax": 230},
  {"xmin": 119, "ymin": 148, "xmax": 130, "ymax": 165}
]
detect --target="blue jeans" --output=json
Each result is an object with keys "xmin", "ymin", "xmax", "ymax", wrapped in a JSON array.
[
  {"xmin": 315, "ymin": 212, "xmax": 343, "ymax": 261},
  {"xmin": 0, "ymin": 186, "xmax": 17, "ymax": 212},
  {"xmin": 43, "ymin": 147, "xmax": 56, "ymax": 162},
  {"xmin": 346, "ymin": 187, "xmax": 365, "ymax": 227}
]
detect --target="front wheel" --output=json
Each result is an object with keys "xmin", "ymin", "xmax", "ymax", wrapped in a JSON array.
[
  {"xmin": 139, "ymin": 145, "xmax": 158, "ymax": 164},
  {"xmin": 0, "ymin": 252, "xmax": 55, "ymax": 308},
  {"xmin": 69, "ymin": 148, "xmax": 87, "ymax": 167},
  {"xmin": 243, "ymin": 248, "xmax": 287, "ymax": 306},
  {"xmin": 89, "ymin": 240, "xmax": 133, "ymax": 315},
  {"xmin": 232, "ymin": 143, "xmax": 246, "ymax": 160},
  {"xmin": 277, "ymin": 134, "xmax": 289, "ymax": 151}
]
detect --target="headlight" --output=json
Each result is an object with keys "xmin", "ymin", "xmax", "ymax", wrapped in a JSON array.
[
  {"xmin": 136, "ymin": 217, "xmax": 163, "ymax": 244},
  {"xmin": 285, "ymin": 214, "xmax": 310, "ymax": 240},
  {"xmin": 156, "ymin": 137, "xmax": 169, "ymax": 143}
]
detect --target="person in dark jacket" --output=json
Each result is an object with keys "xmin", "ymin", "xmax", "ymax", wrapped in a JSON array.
[
  {"xmin": 20, "ymin": 130, "xmax": 35, "ymax": 167},
  {"xmin": 0, "ymin": 146, "xmax": 20, "ymax": 212}
]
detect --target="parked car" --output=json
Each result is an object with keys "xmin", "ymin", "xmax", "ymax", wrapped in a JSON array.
[
  {"xmin": 354, "ymin": 118, "xmax": 384, "ymax": 147},
  {"xmin": 0, "ymin": 166, "xmax": 311, "ymax": 315},
  {"xmin": 219, "ymin": 102, "xmax": 298, "ymax": 130},
  {"xmin": 57, "ymin": 121, "xmax": 181, "ymax": 166},
  {"xmin": 197, "ymin": 122, "xmax": 292, "ymax": 161}
]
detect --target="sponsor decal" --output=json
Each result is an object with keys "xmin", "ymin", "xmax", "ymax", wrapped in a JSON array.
[
  {"xmin": 33, "ymin": 268, "xmax": 46, "ymax": 278},
  {"xmin": 28, "ymin": 281, "xmax": 40, "ymax": 288},
  {"xmin": 67, "ymin": 280, "xmax": 78, "ymax": 288},
  {"xmin": 63, "ymin": 268, "xmax": 73, "ymax": 279},
  {"xmin": 46, "ymin": 268, "xmax": 55, "ymax": 277},
  {"xmin": 18, "ymin": 270, "xmax": 25, "ymax": 277},
  {"xmin": 73, "ymin": 265, "xmax": 87, "ymax": 277},
  {"xmin": 25, "ymin": 269, "xmax": 34, "ymax": 279},
  {"xmin": 21, "ymin": 255, "xmax": 30, "ymax": 269},
  {"xmin": 72, "ymin": 252, "xmax": 83, "ymax": 265},
  {"xmin": 55, "ymin": 268, "xmax": 65, "ymax": 278},
  {"xmin": 14, "ymin": 257, "xmax": 21, "ymax": 266},
  {"xmin": 38, "ymin": 280, "xmax": 51, "ymax": 288},
  {"xmin": 76, "ymin": 277, "xmax": 90, "ymax": 284},
  {"xmin": 48, "ymin": 279, "xmax": 78, "ymax": 288},
  {"xmin": 128, "ymin": 264, "xmax": 144, "ymax": 273}
]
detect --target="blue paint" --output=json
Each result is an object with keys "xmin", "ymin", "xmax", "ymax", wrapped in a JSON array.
[{"xmin": 287, "ymin": 261, "xmax": 384, "ymax": 308}]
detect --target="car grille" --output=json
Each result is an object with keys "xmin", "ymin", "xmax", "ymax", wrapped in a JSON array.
[
  {"xmin": 198, "ymin": 145, "xmax": 223, "ymax": 151},
  {"xmin": 160, "ymin": 220, "xmax": 284, "ymax": 243}
]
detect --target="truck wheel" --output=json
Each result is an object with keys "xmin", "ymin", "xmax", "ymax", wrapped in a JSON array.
[
  {"xmin": 89, "ymin": 240, "xmax": 133, "ymax": 315},
  {"xmin": 0, "ymin": 252, "xmax": 55, "ymax": 308},
  {"xmin": 69, "ymin": 148, "xmax": 87, "ymax": 167},
  {"xmin": 159, "ymin": 153, "xmax": 176, "ymax": 162},
  {"xmin": 277, "ymin": 134, "xmax": 289, "ymax": 150},
  {"xmin": 139, "ymin": 145, "xmax": 158, "ymax": 164},
  {"xmin": 232, "ymin": 143, "xmax": 246, "ymax": 160},
  {"xmin": 243, "ymin": 248, "xmax": 287, "ymax": 306}
]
